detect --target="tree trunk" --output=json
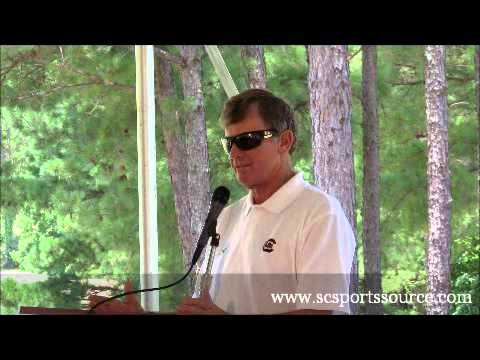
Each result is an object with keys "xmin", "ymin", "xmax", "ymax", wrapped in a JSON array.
[
  {"xmin": 476, "ymin": 46, "xmax": 479, "ymax": 217},
  {"xmin": 361, "ymin": 45, "xmax": 383, "ymax": 315},
  {"xmin": 154, "ymin": 52, "xmax": 193, "ymax": 272},
  {"xmin": 476, "ymin": 46, "xmax": 479, "ymax": 118},
  {"xmin": 424, "ymin": 45, "xmax": 451, "ymax": 315},
  {"xmin": 307, "ymin": 45, "xmax": 358, "ymax": 314},
  {"xmin": 177, "ymin": 46, "xmax": 211, "ymax": 268},
  {"xmin": 241, "ymin": 45, "xmax": 267, "ymax": 89}
]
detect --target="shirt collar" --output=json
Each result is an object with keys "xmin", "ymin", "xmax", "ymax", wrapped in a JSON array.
[{"xmin": 244, "ymin": 172, "xmax": 306, "ymax": 216}]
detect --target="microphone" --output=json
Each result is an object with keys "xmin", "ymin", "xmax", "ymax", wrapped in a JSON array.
[
  {"xmin": 190, "ymin": 186, "xmax": 230, "ymax": 267},
  {"xmin": 88, "ymin": 186, "xmax": 230, "ymax": 313}
]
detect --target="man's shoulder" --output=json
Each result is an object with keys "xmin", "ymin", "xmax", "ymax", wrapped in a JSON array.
[
  {"xmin": 218, "ymin": 193, "xmax": 249, "ymax": 221},
  {"xmin": 296, "ymin": 181, "xmax": 344, "ymax": 216},
  {"xmin": 297, "ymin": 181, "xmax": 356, "ymax": 245}
]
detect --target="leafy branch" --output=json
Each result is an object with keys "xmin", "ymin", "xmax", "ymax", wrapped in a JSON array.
[
  {"xmin": 114, "ymin": 45, "xmax": 186, "ymax": 69},
  {"xmin": 0, "ymin": 49, "xmax": 40, "ymax": 81},
  {"xmin": 9, "ymin": 81, "xmax": 134, "ymax": 102}
]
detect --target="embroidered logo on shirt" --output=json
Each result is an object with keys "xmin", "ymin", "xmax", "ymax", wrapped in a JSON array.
[{"xmin": 262, "ymin": 238, "xmax": 276, "ymax": 253}]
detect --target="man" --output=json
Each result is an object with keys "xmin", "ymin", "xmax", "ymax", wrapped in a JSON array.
[{"xmin": 90, "ymin": 89, "xmax": 355, "ymax": 315}]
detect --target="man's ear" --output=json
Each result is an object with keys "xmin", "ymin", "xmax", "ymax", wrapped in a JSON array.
[{"xmin": 278, "ymin": 130, "xmax": 294, "ymax": 154}]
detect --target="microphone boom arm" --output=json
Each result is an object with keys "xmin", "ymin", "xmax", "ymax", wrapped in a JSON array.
[{"xmin": 194, "ymin": 220, "xmax": 220, "ymax": 297}]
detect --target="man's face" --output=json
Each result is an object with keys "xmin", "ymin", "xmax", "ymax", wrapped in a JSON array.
[{"xmin": 224, "ymin": 107, "xmax": 282, "ymax": 189}]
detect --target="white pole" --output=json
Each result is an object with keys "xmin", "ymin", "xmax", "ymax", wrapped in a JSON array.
[
  {"xmin": 135, "ymin": 45, "xmax": 159, "ymax": 312},
  {"xmin": 204, "ymin": 45, "xmax": 239, "ymax": 98}
]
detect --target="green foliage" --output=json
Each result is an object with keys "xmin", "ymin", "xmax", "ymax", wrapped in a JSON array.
[
  {"xmin": 0, "ymin": 277, "xmax": 89, "ymax": 314},
  {"xmin": 1, "ymin": 46, "xmax": 140, "ymax": 281},
  {"xmin": 450, "ymin": 233, "xmax": 479, "ymax": 315}
]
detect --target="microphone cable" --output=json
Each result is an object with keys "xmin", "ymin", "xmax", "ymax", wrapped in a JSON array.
[{"xmin": 88, "ymin": 261, "xmax": 195, "ymax": 314}]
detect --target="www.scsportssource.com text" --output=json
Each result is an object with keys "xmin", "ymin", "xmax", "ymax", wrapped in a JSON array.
[{"xmin": 270, "ymin": 292, "xmax": 472, "ymax": 308}]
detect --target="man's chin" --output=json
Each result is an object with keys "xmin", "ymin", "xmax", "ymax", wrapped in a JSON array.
[{"xmin": 236, "ymin": 175, "xmax": 257, "ymax": 189}]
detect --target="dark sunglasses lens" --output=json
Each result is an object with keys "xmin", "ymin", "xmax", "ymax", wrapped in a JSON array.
[{"xmin": 235, "ymin": 133, "xmax": 262, "ymax": 150}]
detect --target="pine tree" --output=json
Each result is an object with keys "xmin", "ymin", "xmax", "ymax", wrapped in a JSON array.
[
  {"xmin": 424, "ymin": 45, "xmax": 451, "ymax": 315},
  {"xmin": 154, "ymin": 51, "xmax": 192, "ymax": 272},
  {"xmin": 307, "ymin": 45, "xmax": 358, "ymax": 313},
  {"xmin": 476, "ymin": 45, "xmax": 479, "ymax": 216},
  {"xmin": 361, "ymin": 45, "xmax": 383, "ymax": 314},
  {"xmin": 177, "ymin": 46, "xmax": 211, "ymax": 270},
  {"xmin": 241, "ymin": 45, "xmax": 267, "ymax": 89}
]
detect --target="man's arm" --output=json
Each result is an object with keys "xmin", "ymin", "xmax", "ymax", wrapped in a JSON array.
[
  {"xmin": 88, "ymin": 281, "xmax": 146, "ymax": 314},
  {"xmin": 176, "ymin": 292, "xmax": 333, "ymax": 315}
]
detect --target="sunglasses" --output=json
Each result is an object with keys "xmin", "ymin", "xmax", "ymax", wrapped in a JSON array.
[{"xmin": 221, "ymin": 129, "xmax": 279, "ymax": 155}]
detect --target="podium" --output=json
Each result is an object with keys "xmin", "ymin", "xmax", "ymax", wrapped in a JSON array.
[
  {"xmin": 19, "ymin": 306, "xmax": 90, "ymax": 315},
  {"xmin": 18, "ymin": 306, "xmax": 175, "ymax": 315}
]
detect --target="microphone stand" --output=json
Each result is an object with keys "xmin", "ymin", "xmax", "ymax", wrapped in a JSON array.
[{"xmin": 194, "ymin": 219, "xmax": 220, "ymax": 298}]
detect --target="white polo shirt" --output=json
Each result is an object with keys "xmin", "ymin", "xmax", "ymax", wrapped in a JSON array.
[{"xmin": 196, "ymin": 172, "xmax": 356, "ymax": 314}]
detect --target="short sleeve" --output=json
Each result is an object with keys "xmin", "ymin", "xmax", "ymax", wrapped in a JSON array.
[{"xmin": 295, "ymin": 203, "xmax": 356, "ymax": 313}]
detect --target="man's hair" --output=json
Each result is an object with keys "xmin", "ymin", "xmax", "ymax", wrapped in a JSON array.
[{"xmin": 221, "ymin": 89, "xmax": 297, "ymax": 154}]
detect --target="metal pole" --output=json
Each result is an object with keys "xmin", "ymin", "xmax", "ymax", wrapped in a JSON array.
[
  {"xmin": 135, "ymin": 45, "xmax": 159, "ymax": 312},
  {"xmin": 204, "ymin": 46, "xmax": 239, "ymax": 98}
]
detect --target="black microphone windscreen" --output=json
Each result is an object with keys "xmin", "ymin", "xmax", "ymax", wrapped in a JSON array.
[
  {"xmin": 212, "ymin": 186, "xmax": 230, "ymax": 206},
  {"xmin": 189, "ymin": 186, "xmax": 230, "ymax": 266}
]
